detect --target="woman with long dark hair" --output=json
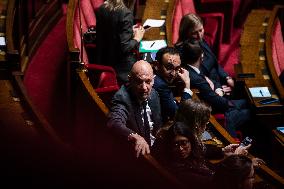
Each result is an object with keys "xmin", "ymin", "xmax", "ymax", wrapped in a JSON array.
[{"xmin": 156, "ymin": 121, "xmax": 214, "ymax": 188}]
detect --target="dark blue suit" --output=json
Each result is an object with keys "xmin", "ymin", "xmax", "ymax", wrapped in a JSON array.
[
  {"xmin": 176, "ymin": 40, "xmax": 229, "ymax": 85},
  {"xmin": 200, "ymin": 40, "xmax": 229, "ymax": 85},
  {"xmin": 153, "ymin": 74, "xmax": 191, "ymax": 122}
]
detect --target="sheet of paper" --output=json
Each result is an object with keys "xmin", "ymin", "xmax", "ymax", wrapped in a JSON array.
[
  {"xmin": 139, "ymin": 40, "xmax": 167, "ymax": 53},
  {"xmin": 0, "ymin": 37, "xmax": 5, "ymax": 46},
  {"xmin": 143, "ymin": 19, "xmax": 165, "ymax": 28},
  {"xmin": 248, "ymin": 87, "xmax": 271, "ymax": 97}
]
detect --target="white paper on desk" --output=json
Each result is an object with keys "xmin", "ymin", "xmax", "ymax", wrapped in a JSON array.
[
  {"xmin": 0, "ymin": 37, "xmax": 6, "ymax": 46},
  {"xmin": 140, "ymin": 40, "xmax": 167, "ymax": 51},
  {"xmin": 249, "ymin": 87, "xmax": 271, "ymax": 97},
  {"xmin": 143, "ymin": 19, "xmax": 165, "ymax": 28}
]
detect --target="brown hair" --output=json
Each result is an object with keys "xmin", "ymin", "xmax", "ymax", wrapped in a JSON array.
[
  {"xmin": 213, "ymin": 155, "xmax": 253, "ymax": 189},
  {"xmin": 176, "ymin": 99, "xmax": 211, "ymax": 137}
]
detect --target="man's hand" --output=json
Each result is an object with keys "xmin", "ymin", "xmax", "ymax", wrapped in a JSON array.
[
  {"xmin": 215, "ymin": 88, "xmax": 224, "ymax": 96},
  {"xmin": 252, "ymin": 157, "xmax": 265, "ymax": 168},
  {"xmin": 128, "ymin": 133, "xmax": 150, "ymax": 158},
  {"xmin": 222, "ymin": 85, "xmax": 232, "ymax": 95},
  {"xmin": 226, "ymin": 77, "xmax": 234, "ymax": 87},
  {"xmin": 177, "ymin": 68, "xmax": 190, "ymax": 89}
]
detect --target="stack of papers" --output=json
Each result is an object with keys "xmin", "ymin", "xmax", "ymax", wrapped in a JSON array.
[
  {"xmin": 249, "ymin": 87, "xmax": 271, "ymax": 97},
  {"xmin": 139, "ymin": 40, "xmax": 167, "ymax": 53}
]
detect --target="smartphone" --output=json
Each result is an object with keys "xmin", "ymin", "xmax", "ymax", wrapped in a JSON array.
[
  {"xmin": 258, "ymin": 97, "xmax": 279, "ymax": 105},
  {"xmin": 240, "ymin": 136, "xmax": 253, "ymax": 147},
  {"xmin": 143, "ymin": 25, "xmax": 151, "ymax": 30}
]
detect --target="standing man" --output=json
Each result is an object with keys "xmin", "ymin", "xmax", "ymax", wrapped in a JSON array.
[
  {"xmin": 107, "ymin": 60, "xmax": 162, "ymax": 158},
  {"xmin": 153, "ymin": 47, "xmax": 192, "ymax": 123}
]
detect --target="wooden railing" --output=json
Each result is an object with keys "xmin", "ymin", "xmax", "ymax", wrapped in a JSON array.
[{"xmin": 5, "ymin": 0, "xmax": 68, "ymax": 148}]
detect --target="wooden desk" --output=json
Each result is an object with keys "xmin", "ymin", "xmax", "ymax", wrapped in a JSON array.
[
  {"xmin": 236, "ymin": 9, "xmax": 284, "ymax": 117},
  {"xmin": 142, "ymin": 0, "xmax": 168, "ymax": 41},
  {"xmin": 271, "ymin": 129, "xmax": 284, "ymax": 177}
]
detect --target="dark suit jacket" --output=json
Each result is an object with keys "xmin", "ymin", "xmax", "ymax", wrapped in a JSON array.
[
  {"xmin": 200, "ymin": 40, "xmax": 228, "ymax": 84},
  {"xmin": 176, "ymin": 40, "xmax": 228, "ymax": 85},
  {"xmin": 107, "ymin": 85, "xmax": 162, "ymax": 145},
  {"xmin": 153, "ymin": 74, "xmax": 191, "ymax": 122},
  {"xmin": 184, "ymin": 65, "xmax": 231, "ymax": 113},
  {"xmin": 95, "ymin": 5, "xmax": 139, "ymax": 83}
]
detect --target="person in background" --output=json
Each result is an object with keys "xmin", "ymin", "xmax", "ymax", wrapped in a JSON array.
[
  {"xmin": 175, "ymin": 13, "xmax": 234, "ymax": 96},
  {"xmin": 175, "ymin": 99, "xmax": 250, "ymax": 158},
  {"xmin": 153, "ymin": 120, "xmax": 252, "ymax": 188},
  {"xmin": 154, "ymin": 121, "xmax": 214, "ymax": 188},
  {"xmin": 153, "ymin": 47, "xmax": 192, "ymax": 123},
  {"xmin": 95, "ymin": 0, "xmax": 145, "ymax": 84},
  {"xmin": 213, "ymin": 155, "xmax": 266, "ymax": 189},
  {"xmin": 181, "ymin": 42, "xmax": 250, "ymax": 139},
  {"xmin": 107, "ymin": 60, "xmax": 162, "ymax": 158}
]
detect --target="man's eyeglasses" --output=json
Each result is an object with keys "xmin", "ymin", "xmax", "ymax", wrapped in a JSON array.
[
  {"xmin": 163, "ymin": 64, "xmax": 182, "ymax": 73},
  {"xmin": 173, "ymin": 140, "xmax": 189, "ymax": 149}
]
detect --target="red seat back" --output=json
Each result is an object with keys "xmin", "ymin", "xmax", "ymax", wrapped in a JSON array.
[
  {"xmin": 172, "ymin": 0, "xmax": 223, "ymax": 59},
  {"xmin": 172, "ymin": 0, "xmax": 196, "ymax": 44},
  {"xmin": 73, "ymin": 0, "xmax": 119, "ymax": 90},
  {"xmin": 272, "ymin": 18, "xmax": 284, "ymax": 76}
]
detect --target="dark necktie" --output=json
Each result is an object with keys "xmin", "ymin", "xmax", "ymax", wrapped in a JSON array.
[{"xmin": 142, "ymin": 101, "xmax": 151, "ymax": 145}]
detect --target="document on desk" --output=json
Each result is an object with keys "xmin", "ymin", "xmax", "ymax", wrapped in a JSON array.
[
  {"xmin": 248, "ymin": 87, "xmax": 271, "ymax": 97},
  {"xmin": 143, "ymin": 19, "xmax": 165, "ymax": 28},
  {"xmin": 0, "ymin": 37, "xmax": 6, "ymax": 46},
  {"xmin": 139, "ymin": 40, "xmax": 167, "ymax": 53}
]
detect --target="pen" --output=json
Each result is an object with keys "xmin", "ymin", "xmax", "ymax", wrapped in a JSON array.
[
  {"xmin": 259, "ymin": 90, "xmax": 263, "ymax": 96},
  {"xmin": 150, "ymin": 42, "xmax": 155, "ymax": 48}
]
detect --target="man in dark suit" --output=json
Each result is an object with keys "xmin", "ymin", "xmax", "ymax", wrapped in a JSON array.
[
  {"xmin": 108, "ymin": 60, "xmax": 162, "ymax": 158},
  {"xmin": 182, "ymin": 42, "xmax": 250, "ymax": 138},
  {"xmin": 200, "ymin": 40, "xmax": 233, "ymax": 87},
  {"xmin": 153, "ymin": 47, "xmax": 192, "ymax": 123},
  {"xmin": 95, "ymin": 1, "xmax": 145, "ymax": 84}
]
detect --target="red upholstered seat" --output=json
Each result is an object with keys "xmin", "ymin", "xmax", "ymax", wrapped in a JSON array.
[
  {"xmin": 172, "ymin": 0, "xmax": 223, "ymax": 59},
  {"xmin": 213, "ymin": 113, "xmax": 225, "ymax": 125},
  {"xmin": 198, "ymin": 0, "xmax": 241, "ymax": 43},
  {"xmin": 272, "ymin": 18, "xmax": 284, "ymax": 76},
  {"xmin": 73, "ymin": 0, "xmax": 119, "ymax": 93}
]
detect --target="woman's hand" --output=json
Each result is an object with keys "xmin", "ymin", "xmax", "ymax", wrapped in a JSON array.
[
  {"xmin": 252, "ymin": 157, "xmax": 265, "ymax": 168},
  {"xmin": 133, "ymin": 25, "xmax": 145, "ymax": 42}
]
